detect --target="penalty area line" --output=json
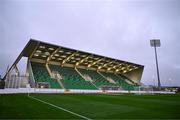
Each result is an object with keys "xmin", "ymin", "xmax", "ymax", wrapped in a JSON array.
[{"xmin": 28, "ymin": 95, "xmax": 91, "ymax": 120}]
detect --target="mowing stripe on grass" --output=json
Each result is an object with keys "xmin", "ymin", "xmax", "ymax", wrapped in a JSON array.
[{"xmin": 28, "ymin": 95, "xmax": 91, "ymax": 120}]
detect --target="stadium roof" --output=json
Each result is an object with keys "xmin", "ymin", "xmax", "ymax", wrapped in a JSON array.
[{"xmin": 4, "ymin": 39, "xmax": 144, "ymax": 79}]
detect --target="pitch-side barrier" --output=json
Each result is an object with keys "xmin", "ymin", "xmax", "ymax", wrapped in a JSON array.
[{"xmin": 0, "ymin": 88, "xmax": 175, "ymax": 94}]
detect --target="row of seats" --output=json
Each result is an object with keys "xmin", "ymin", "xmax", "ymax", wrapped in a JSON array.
[
  {"xmin": 49, "ymin": 65, "xmax": 97, "ymax": 90},
  {"xmin": 31, "ymin": 62, "xmax": 61, "ymax": 89}
]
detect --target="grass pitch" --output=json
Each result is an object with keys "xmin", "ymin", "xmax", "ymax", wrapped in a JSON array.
[{"xmin": 0, "ymin": 93, "xmax": 180, "ymax": 119}]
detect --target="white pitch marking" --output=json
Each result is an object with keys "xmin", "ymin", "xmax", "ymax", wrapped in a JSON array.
[{"xmin": 28, "ymin": 95, "xmax": 91, "ymax": 120}]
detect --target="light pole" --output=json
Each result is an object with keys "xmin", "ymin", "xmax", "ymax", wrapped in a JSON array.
[{"xmin": 150, "ymin": 39, "xmax": 161, "ymax": 90}]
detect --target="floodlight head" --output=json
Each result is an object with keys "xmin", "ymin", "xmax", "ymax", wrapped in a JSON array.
[{"xmin": 150, "ymin": 39, "xmax": 161, "ymax": 47}]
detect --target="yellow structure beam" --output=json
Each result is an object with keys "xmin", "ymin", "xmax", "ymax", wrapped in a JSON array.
[
  {"xmin": 62, "ymin": 52, "xmax": 77, "ymax": 66},
  {"xmin": 87, "ymin": 58, "xmax": 104, "ymax": 68},
  {"xmin": 75, "ymin": 55, "xmax": 91, "ymax": 66},
  {"xmin": 46, "ymin": 47, "xmax": 60, "ymax": 64}
]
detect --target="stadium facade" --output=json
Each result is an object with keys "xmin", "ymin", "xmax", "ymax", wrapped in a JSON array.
[{"xmin": 3, "ymin": 39, "xmax": 144, "ymax": 91}]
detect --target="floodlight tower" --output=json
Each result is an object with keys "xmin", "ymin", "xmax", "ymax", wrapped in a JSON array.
[{"xmin": 150, "ymin": 39, "xmax": 161, "ymax": 90}]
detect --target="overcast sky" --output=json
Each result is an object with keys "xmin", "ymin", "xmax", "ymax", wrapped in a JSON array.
[{"xmin": 0, "ymin": 0, "xmax": 180, "ymax": 86}]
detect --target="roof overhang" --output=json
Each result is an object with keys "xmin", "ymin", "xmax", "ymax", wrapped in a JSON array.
[
  {"xmin": 4, "ymin": 39, "xmax": 144, "ymax": 81},
  {"xmin": 25, "ymin": 39, "xmax": 144, "ymax": 74}
]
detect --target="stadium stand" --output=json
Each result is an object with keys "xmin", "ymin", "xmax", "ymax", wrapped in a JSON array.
[{"xmin": 3, "ymin": 39, "xmax": 144, "ymax": 91}]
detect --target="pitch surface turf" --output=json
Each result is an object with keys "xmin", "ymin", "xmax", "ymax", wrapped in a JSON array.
[{"xmin": 0, "ymin": 93, "xmax": 180, "ymax": 119}]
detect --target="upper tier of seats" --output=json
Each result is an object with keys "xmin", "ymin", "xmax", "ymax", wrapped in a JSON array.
[
  {"xmin": 31, "ymin": 62, "xmax": 61, "ymax": 89},
  {"xmin": 78, "ymin": 68, "xmax": 117, "ymax": 87},
  {"xmin": 49, "ymin": 65, "xmax": 97, "ymax": 90}
]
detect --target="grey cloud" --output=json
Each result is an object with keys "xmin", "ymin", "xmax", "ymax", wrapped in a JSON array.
[{"xmin": 0, "ymin": 0, "xmax": 179, "ymax": 86}]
